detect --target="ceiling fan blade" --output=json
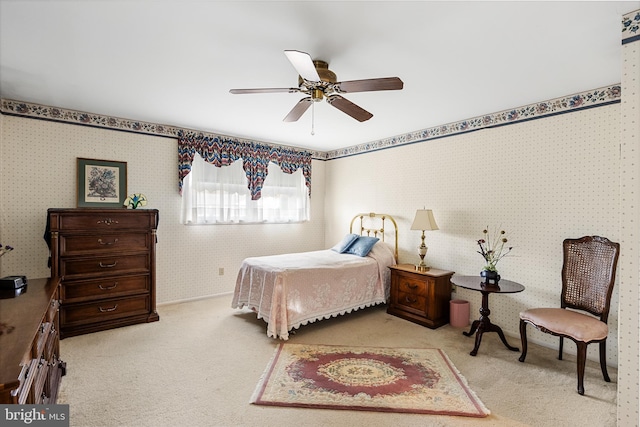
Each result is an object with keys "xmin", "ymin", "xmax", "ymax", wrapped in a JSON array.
[
  {"xmin": 284, "ymin": 50, "xmax": 320, "ymax": 82},
  {"xmin": 283, "ymin": 97, "xmax": 314, "ymax": 122},
  {"xmin": 230, "ymin": 87, "xmax": 301, "ymax": 94},
  {"xmin": 326, "ymin": 95, "xmax": 373, "ymax": 122},
  {"xmin": 333, "ymin": 77, "xmax": 404, "ymax": 93}
]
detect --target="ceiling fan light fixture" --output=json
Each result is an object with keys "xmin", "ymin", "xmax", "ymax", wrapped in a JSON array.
[{"xmin": 312, "ymin": 88, "xmax": 324, "ymax": 101}]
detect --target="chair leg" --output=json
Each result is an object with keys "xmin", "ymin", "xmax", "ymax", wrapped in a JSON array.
[
  {"xmin": 518, "ymin": 319, "xmax": 528, "ymax": 362},
  {"xmin": 599, "ymin": 340, "xmax": 611, "ymax": 382},
  {"xmin": 576, "ymin": 342, "xmax": 587, "ymax": 395},
  {"xmin": 558, "ymin": 336, "xmax": 564, "ymax": 360}
]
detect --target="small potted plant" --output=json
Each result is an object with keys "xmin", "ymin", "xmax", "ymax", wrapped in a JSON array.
[{"xmin": 477, "ymin": 227, "xmax": 513, "ymax": 285}]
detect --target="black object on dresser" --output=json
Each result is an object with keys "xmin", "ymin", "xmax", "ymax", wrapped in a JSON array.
[{"xmin": 46, "ymin": 208, "xmax": 159, "ymax": 338}]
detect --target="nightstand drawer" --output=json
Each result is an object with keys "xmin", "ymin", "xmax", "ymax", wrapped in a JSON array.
[
  {"xmin": 395, "ymin": 290, "xmax": 427, "ymax": 312},
  {"xmin": 397, "ymin": 275, "xmax": 427, "ymax": 297}
]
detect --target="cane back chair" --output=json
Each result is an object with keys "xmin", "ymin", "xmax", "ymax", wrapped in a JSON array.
[{"xmin": 518, "ymin": 236, "xmax": 620, "ymax": 395}]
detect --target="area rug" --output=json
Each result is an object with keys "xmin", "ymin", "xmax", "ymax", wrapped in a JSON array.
[{"xmin": 251, "ymin": 343, "xmax": 490, "ymax": 417}]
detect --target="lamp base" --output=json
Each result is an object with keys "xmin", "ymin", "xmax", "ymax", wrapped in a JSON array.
[{"xmin": 415, "ymin": 264, "xmax": 430, "ymax": 272}]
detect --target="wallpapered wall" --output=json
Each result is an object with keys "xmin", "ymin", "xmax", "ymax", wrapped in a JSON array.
[
  {"xmin": 618, "ymin": 12, "xmax": 640, "ymax": 424},
  {"xmin": 0, "ymin": 115, "xmax": 327, "ymax": 304}
]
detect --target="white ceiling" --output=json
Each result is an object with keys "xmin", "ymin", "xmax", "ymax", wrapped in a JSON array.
[{"xmin": 1, "ymin": 1, "xmax": 637, "ymax": 152}]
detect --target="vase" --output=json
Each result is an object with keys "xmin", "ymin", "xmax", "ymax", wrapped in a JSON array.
[{"xmin": 480, "ymin": 269, "xmax": 500, "ymax": 285}]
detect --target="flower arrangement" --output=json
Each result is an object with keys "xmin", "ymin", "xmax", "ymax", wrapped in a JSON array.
[
  {"xmin": 124, "ymin": 193, "xmax": 147, "ymax": 209},
  {"xmin": 0, "ymin": 243, "xmax": 14, "ymax": 257},
  {"xmin": 477, "ymin": 227, "xmax": 513, "ymax": 272}
]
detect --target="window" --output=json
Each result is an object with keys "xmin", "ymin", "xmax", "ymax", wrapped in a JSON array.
[{"xmin": 180, "ymin": 153, "xmax": 309, "ymax": 224}]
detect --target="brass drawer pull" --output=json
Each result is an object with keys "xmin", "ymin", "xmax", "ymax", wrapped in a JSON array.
[
  {"xmin": 98, "ymin": 238, "xmax": 119, "ymax": 245},
  {"xmin": 98, "ymin": 305, "xmax": 118, "ymax": 313},
  {"xmin": 99, "ymin": 261, "xmax": 118, "ymax": 268},
  {"xmin": 97, "ymin": 218, "xmax": 119, "ymax": 226},
  {"xmin": 98, "ymin": 282, "xmax": 118, "ymax": 290}
]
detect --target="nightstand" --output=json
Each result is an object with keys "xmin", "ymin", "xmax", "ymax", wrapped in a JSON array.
[{"xmin": 387, "ymin": 264, "xmax": 454, "ymax": 329}]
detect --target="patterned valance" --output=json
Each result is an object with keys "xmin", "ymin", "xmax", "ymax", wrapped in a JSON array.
[{"xmin": 178, "ymin": 135, "xmax": 312, "ymax": 200}]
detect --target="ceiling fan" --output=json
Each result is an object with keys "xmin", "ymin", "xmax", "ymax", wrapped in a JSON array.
[{"xmin": 229, "ymin": 50, "xmax": 403, "ymax": 123}]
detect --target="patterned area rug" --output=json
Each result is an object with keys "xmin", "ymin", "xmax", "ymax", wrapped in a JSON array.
[{"xmin": 252, "ymin": 343, "xmax": 490, "ymax": 417}]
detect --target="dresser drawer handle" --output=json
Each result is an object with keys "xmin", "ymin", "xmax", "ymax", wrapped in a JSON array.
[
  {"xmin": 404, "ymin": 296, "xmax": 417, "ymax": 304},
  {"xmin": 406, "ymin": 283, "xmax": 419, "ymax": 289},
  {"xmin": 99, "ymin": 261, "xmax": 118, "ymax": 268},
  {"xmin": 98, "ymin": 282, "xmax": 118, "ymax": 290},
  {"xmin": 98, "ymin": 304, "xmax": 118, "ymax": 313},
  {"xmin": 97, "ymin": 218, "xmax": 119, "ymax": 226},
  {"xmin": 98, "ymin": 238, "xmax": 119, "ymax": 245}
]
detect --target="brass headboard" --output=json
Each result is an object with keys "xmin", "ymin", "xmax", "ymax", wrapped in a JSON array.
[{"xmin": 349, "ymin": 212, "xmax": 399, "ymax": 262}]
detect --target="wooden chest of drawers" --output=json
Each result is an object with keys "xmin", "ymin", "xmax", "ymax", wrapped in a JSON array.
[
  {"xmin": 387, "ymin": 264, "xmax": 454, "ymax": 329},
  {"xmin": 47, "ymin": 208, "xmax": 159, "ymax": 338},
  {"xmin": 0, "ymin": 278, "xmax": 66, "ymax": 404}
]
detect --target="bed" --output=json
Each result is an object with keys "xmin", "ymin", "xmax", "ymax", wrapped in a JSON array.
[{"xmin": 231, "ymin": 213, "xmax": 398, "ymax": 339}]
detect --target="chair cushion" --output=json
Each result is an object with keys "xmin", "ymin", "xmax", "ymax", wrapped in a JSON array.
[{"xmin": 519, "ymin": 308, "xmax": 608, "ymax": 342}]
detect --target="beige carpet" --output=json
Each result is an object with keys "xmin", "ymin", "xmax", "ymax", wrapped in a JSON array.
[{"xmin": 58, "ymin": 295, "xmax": 617, "ymax": 427}]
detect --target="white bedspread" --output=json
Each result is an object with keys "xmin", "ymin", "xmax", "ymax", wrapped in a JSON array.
[{"xmin": 231, "ymin": 241, "xmax": 396, "ymax": 339}]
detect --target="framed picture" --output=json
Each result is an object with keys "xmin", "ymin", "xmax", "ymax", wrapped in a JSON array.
[{"xmin": 77, "ymin": 158, "xmax": 127, "ymax": 208}]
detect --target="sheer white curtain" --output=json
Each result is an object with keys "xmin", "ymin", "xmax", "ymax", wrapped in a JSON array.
[{"xmin": 181, "ymin": 153, "xmax": 309, "ymax": 224}]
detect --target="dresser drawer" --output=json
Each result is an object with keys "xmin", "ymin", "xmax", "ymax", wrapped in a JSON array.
[
  {"xmin": 60, "ymin": 253, "xmax": 150, "ymax": 279},
  {"xmin": 44, "ymin": 322, "xmax": 59, "ymax": 362},
  {"xmin": 61, "ymin": 295, "xmax": 151, "ymax": 326},
  {"xmin": 55, "ymin": 211, "xmax": 156, "ymax": 231},
  {"xmin": 32, "ymin": 322, "xmax": 52, "ymax": 360},
  {"xmin": 62, "ymin": 275, "xmax": 150, "ymax": 302},
  {"xmin": 59, "ymin": 232, "xmax": 151, "ymax": 256},
  {"xmin": 46, "ymin": 298, "xmax": 59, "ymax": 324},
  {"xmin": 31, "ymin": 359, "xmax": 49, "ymax": 404}
]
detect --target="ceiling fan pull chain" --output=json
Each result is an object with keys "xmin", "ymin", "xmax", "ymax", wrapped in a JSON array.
[{"xmin": 311, "ymin": 100, "xmax": 315, "ymax": 136}]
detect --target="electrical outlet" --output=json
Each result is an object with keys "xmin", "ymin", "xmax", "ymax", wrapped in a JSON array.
[{"xmin": 219, "ymin": 267, "xmax": 224, "ymax": 276}]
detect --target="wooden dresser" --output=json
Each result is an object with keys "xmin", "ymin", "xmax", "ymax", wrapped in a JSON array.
[
  {"xmin": 387, "ymin": 264, "xmax": 454, "ymax": 329},
  {"xmin": 47, "ymin": 208, "xmax": 159, "ymax": 338},
  {"xmin": 0, "ymin": 278, "xmax": 66, "ymax": 404}
]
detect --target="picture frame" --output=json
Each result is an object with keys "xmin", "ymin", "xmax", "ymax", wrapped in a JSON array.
[{"xmin": 77, "ymin": 158, "xmax": 127, "ymax": 208}]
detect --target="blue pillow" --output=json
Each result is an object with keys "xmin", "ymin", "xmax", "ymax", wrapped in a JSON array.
[
  {"xmin": 331, "ymin": 233, "xmax": 359, "ymax": 253},
  {"xmin": 343, "ymin": 236, "xmax": 379, "ymax": 257}
]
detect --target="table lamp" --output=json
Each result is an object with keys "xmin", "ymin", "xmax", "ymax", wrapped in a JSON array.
[{"xmin": 410, "ymin": 209, "xmax": 439, "ymax": 271}]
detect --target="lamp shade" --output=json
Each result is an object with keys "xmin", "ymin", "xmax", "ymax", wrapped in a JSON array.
[{"xmin": 410, "ymin": 209, "xmax": 439, "ymax": 231}]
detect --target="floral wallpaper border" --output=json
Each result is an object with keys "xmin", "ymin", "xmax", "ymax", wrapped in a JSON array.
[
  {"xmin": 325, "ymin": 84, "xmax": 621, "ymax": 160},
  {"xmin": 0, "ymin": 84, "xmax": 621, "ymax": 162},
  {"xmin": 622, "ymin": 9, "xmax": 640, "ymax": 44}
]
